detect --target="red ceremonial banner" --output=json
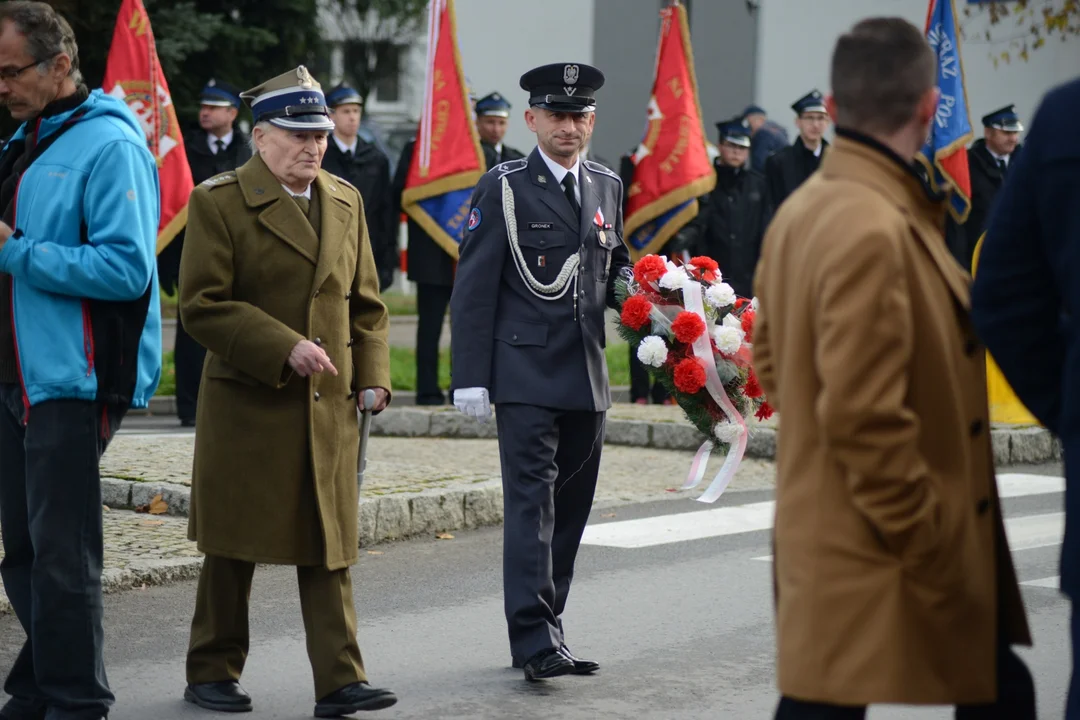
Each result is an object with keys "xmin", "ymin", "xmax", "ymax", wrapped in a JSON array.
[
  {"xmin": 102, "ymin": 0, "xmax": 194, "ymax": 255},
  {"xmin": 400, "ymin": 0, "xmax": 486, "ymax": 259},
  {"xmin": 624, "ymin": 0, "xmax": 715, "ymax": 260}
]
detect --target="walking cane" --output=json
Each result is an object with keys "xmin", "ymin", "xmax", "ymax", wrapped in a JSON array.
[{"xmin": 357, "ymin": 389, "xmax": 376, "ymax": 491}]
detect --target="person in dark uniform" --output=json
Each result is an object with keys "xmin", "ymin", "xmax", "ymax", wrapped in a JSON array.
[
  {"xmin": 391, "ymin": 138, "xmax": 453, "ymax": 405},
  {"xmin": 764, "ymin": 89, "xmax": 831, "ymax": 209},
  {"xmin": 691, "ymin": 117, "xmax": 771, "ymax": 299},
  {"xmin": 322, "ymin": 83, "xmax": 396, "ymax": 291},
  {"xmin": 475, "ymin": 91, "xmax": 525, "ymax": 168},
  {"xmin": 742, "ymin": 104, "xmax": 789, "ymax": 173},
  {"xmin": 960, "ymin": 104, "xmax": 1023, "ymax": 271},
  {"xmin": 158, "ymin": 79, "xmax": 252, "ymax": 427},
  {"xmin": 449, "ymin": 62, "xmax": 629, "ymax": 681}
]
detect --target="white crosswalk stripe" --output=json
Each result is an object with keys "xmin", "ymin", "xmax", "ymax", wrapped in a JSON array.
[{"xmin": 583, "ymin": 473, "xmax": 1065, "ymax": 551}]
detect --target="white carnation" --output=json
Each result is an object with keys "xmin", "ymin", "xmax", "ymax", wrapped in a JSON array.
[
  {"xmin": 722, "ymin": 313, "xmax": 743, "ymax": 331},
  {"xmin": 705, "ymin": 282, "xmax": 736, "ymax": 309},
  {"xmin": 659, "ymin": 268, "xmax": 689, "ymax": 291},
  {"xmin": 713, "ymin": 422, "xmax": 742, "ymax": 445},
  {"xmin": 712, "ymin": 325, "xmax": 742, "ymax": 355},
  {"xmin": 636, "ymin": 336, "xmax": 669, "ymax": 368}
]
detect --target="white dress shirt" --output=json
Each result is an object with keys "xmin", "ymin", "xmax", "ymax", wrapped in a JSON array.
[
  {"xmin": 333, "ymin": 134, "xmax": 358, "ymax": 155},
  {"xmin": 536, "ymin": 146, "xmax": 581, "ymax": 204},
  {"xmin": 208, "ymin": 130, "xmax": 234, "ymax": 154},
  {"xmin": 282, "ymin": 184, "xmax": 312, "ymax": 200}
]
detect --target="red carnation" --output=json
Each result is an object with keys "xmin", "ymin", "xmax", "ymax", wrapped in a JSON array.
[
  {"xmin": 633, "ymin": 255, "xmax": 667, "ymax": 286},
  {"xmin": 673, "ymin": 357, "xmax": 707, "ymax": 394},
  {"xmin": 735, "ymin": 298, "xmax": 750, "ymax": 310},
  {"xmin": 741, "ymin": 309, "xmax": 756, "ymax": 344},
  {"xmin": 744, "ymin": 369, "xmax": 763, "ymax": 399},
  {"xmin": 688, "ymin": 256, "xmax": 720, "ymax": 282},
  {"xmin": 620, "ymin": 295, "xmax": 653, "ymax": 331},
  {"xmin": 755, "ymin": 401, "xmax": 775, "ymax": 421},
  {"xmin": 671, "ymin": 311, "xmax": 706, "ymax": 344}
]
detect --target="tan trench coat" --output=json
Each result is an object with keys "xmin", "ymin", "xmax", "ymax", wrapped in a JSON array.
[
  {"xmin": 179, "ymin": 154, "xmax": 390, "ymax": 570},
  {"xmin": 752, "ymin": 135, "xmax": 1031, "ymax": 706}
]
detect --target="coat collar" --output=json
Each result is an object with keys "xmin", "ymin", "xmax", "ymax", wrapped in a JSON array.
[
  {"xmin": 822, "ymin": 130, "xmax": 970, "ymax": 309},
  {"xmin": 236, "ymin": 154, "xmax": 356, "ymax": 291},
  {"xmin": 528, "ymin": 147, "xmax": 578, "ymax": 229}
]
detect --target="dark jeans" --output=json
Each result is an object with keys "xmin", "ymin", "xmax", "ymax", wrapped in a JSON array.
[
  {"xmin": 775, "ymin": 644, "xmax": 1035, "ymax": 720},
  {"xmin": 0, "ymin": 383, "xmax": 124, "ymax": 719}
]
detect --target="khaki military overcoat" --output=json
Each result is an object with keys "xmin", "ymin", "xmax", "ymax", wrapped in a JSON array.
[
  {"xmin": 752, "ymin": 134, "xmax": 1031, "ymax": 706},
  {"xmin": 179, "ymin": 154, "xmax": 390, "ymax": 570}
]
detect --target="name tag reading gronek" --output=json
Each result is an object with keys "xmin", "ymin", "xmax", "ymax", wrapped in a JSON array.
[{"xmin": 528, "ymin": 222, "xmax": 554, "ymax": 230}]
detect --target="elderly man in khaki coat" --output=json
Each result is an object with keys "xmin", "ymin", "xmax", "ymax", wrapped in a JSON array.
[
  {"xmin": 752, "ymin": 19, "xmax": 1034, "ymax": 719},
  {"xmin": 177, "ymin": 66, "xmax": 397, "ymax": 717}
]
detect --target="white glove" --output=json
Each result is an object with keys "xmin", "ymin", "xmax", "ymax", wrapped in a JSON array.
[{"xmin": 453, "ymin": 387, "xmax": 492, "ymax": 423}]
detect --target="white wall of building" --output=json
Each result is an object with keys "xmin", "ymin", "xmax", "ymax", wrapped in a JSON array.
[
  {"xmin": 452, "ymin": 0, "xmax": 597, "ymax": 154},
  {"xmin": 754, "ymin": 0, "xmax": 1080, "ymax": 142}
]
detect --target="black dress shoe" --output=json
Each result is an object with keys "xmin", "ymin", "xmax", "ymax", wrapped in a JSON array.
[
  {"xmin": 521, "ymin": 647, "xmax": 574, "ymax": 681},
  {"xmin": 314, "ymin": 682, "xmax": 397, "ymax": 717},
  {"xmin": 560, "ymin": 644, "xmax": 599, "ymax": 674},
  {"xmin": 184, "ymin": 681, "xmax": 252, "ymax": 713},
  {"xmin": 180, "ymin": 418, "xmax": 196, "ymax": 427}
]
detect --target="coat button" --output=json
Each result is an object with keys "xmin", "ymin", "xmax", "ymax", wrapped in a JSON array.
[
  {"xmin": 346, "ymin": 291, "xmax": 352, "ymax": 299},
  {"xmin": 512, "ymin": 334, "xmax": 518, "ymax": 341},
  {"xmin": 347, "ymin": 391, "xmax": 356, "ymax": 400},
  {"xmin": 540, "ymin": 240, "xmax": 546, "ymax": 247},
  {"xmin": 314, "ymin": 392, "xmax": 321, "ymax": 401},
  {"xmin": 976, "ymin": 497, "xmax": 990, "ymax": 515},
  {"xmin": 313, "ymin": 337, "xmax": 322, "ymax": 346},
  {"xmin": 347, "ymin": 338, "xmax": 355, "ymax": 347},
  {"xmin": 970, "ymin": 419, "xmax": 984, "ymax": 437},
  {"xmin": 579, "ymin": 290, "xmax": 586, "ymax": 298},
  {"xmin": 313, "ymin": 290, "xmax": 320, "ymax": 299}
]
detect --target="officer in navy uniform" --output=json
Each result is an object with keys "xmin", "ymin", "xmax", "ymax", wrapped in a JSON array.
[
  {"xmin": 159, "ymin": 79, "xmax": 252, "ymax": 427},
  {"xmin": 321, "ymin": 83, "xmax": 396, "ymax": 291},
  {"xmin": 475, "ymin": 91, "xmax": 525, "ymax": 168},
  {"xmin": 449, "ymin": 62, "xmax": 630, "ymax": 681},
  {"xmin": 689, "ymin": 117, "xmax": 771, "ymax": 298},
  {"xmin": 961, "ymin": 104, "xmax": 1024, "ymax": 270},
  {"xmin": 764, "ymin": 89, "xmax": 831, "ymax": 209}
]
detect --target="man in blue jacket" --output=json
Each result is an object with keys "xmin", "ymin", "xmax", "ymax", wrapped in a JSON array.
[
  {"xmin": 971, "ymin": 77, "xmax": 1080, "ymax": 718},
  {"xmin": 0, "ymin": 3, "xmax": 162, "ymax": 719}
]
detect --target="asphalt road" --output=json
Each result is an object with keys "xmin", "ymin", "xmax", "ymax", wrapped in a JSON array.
[{"xmin": 0, "ymin": 471, "xmax": 1070, "ymax": 719}]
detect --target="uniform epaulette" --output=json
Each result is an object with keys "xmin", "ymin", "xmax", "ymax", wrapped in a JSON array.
[
  {"xmin": 583, "ymin": 160, "xmax": 621, "ymax": 182},
  {"xmin": 493, "ymin": 158, "xmax": 528, "ymax": 178},
  {"xmin": 200, "ymin": 172, "xmax": 238, "ymax": 189}
]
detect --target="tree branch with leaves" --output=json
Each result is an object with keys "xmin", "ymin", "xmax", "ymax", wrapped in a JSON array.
[{"xmin": 961, "ymin": 0, "xmax": 1079, "ymax": 67}]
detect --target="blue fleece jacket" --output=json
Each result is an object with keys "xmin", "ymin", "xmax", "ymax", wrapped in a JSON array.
[{"xmin": 0, "ymin": 89, "xmax": 162, "ymax": 410}]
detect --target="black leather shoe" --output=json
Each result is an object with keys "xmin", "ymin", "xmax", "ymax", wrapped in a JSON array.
[
  {"xmin": 183, "ymin": 681, "xmax": 252, "ymax": 713},
  {"xmin": 0, "ymin": 695, "xmax": 46, "ymax": 720},
  {"xmin": 522, "ymin": 647, "xmax": 574, "ymax": 681},
  {"xmin": 314, "ymin": 682, "xmax": 397, "ymax": 716},
  {"xmin": 560, "ymin": 644, "xmax": 599, "ymax": 674}
]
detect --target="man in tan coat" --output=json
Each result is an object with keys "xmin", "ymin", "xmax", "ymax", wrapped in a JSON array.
[
  {"xmin": 752, "ymin": 18, "xmax": 1034, "ymax": 719},
  {"xmin": 178, "ymin": 66, "xmax": 397, "ymax": 716}
]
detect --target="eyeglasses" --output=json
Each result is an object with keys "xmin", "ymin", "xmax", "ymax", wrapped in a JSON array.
[{"xmin": 0, "ymin": 57, "xmax": 50, "ymax": 81}]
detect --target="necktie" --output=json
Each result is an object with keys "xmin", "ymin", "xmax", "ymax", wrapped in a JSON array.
[
  {"xmin": 214, "ymin": 139, "xmax": 225, "ymax": 155},
  {"xmin": 561, "ymin": 173, "xmax": 580, "ymax": 218},
  {"xmin": 998, "ymin": 158, "xmax": 1007, "ymax": 173},
  {"xmin": 344, "ymin": 148, "xmax": 353, "ymax": 161},
  {"xmin": 292, "ymin": 195, "xmax": 310, "ymax": 216}
]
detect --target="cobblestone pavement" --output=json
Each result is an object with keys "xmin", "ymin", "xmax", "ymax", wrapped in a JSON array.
[
  {"xmin": 0, "ymin": 509, "xmax": 200, "ymax": 611},
  {"xmin": 100, "ymin": 432, "xmax": 776, "ymax": 500}
]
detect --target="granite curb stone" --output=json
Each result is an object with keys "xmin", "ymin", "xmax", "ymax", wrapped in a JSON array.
[{"xmin": 369, "ymin": 409, "xmax": 1056, "ymax": 465}]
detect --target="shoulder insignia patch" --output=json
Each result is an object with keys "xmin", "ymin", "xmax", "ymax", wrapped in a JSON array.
[
  {"xmin": 583, "ymin": 160, "xmax": 620, "ymax": 182},
  {"xmin": 494, "ymin": 158, "xmax": 528, "ymax": 179},
  {"xmin": 467, "ymin": 207, "xmax": 482, "ymax": 232},
  {"xmin": 201, "ymin": 172, "xmax": 237, "ymax": 189}
]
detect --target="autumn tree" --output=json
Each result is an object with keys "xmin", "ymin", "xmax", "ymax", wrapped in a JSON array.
[{"xmin": 961, "ymin": 0, "xmax": 1080, "ymax": 67}]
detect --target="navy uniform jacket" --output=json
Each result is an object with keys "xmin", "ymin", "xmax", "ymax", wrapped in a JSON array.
[
  {"xmin": 970, "ymin": 77, "xmax": 1080, "ymax": 597},
  {"xmin": 449, "ymin": 148, "xmax": 630, "ymax": 412}
]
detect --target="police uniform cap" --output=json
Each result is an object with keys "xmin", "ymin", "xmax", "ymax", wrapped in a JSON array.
[
  {"xmin": 519, "ymin": 63, "xmax": 605, "ymax": 113},
  {"xmin": 240, "ymin": 66, "xmax": 335, "ymax": 132},
  {"xmin": 200, "ymin": 79, "xmax": 241, "ymax": 109},
  {"xmin": 982, "ymin": 104, "xmax": 1023, "ymax": 132},
  {"xmin": 716, "ymin": 116, "xmax": 752, "ymax": 148},
  {"xmin": 475, "ymin": 92, "xmax": 512, "ymax": 118},
  {"xmin": 741, "ymin": 104, "xmax": 766, "ymax": 118},
  {"xmin": 792, "ymin": 89, "xmax": 827, "ymax": 116},
  {"xmin": 326, "ymin": 83, "xmax": 363, "ymax": 109}
]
